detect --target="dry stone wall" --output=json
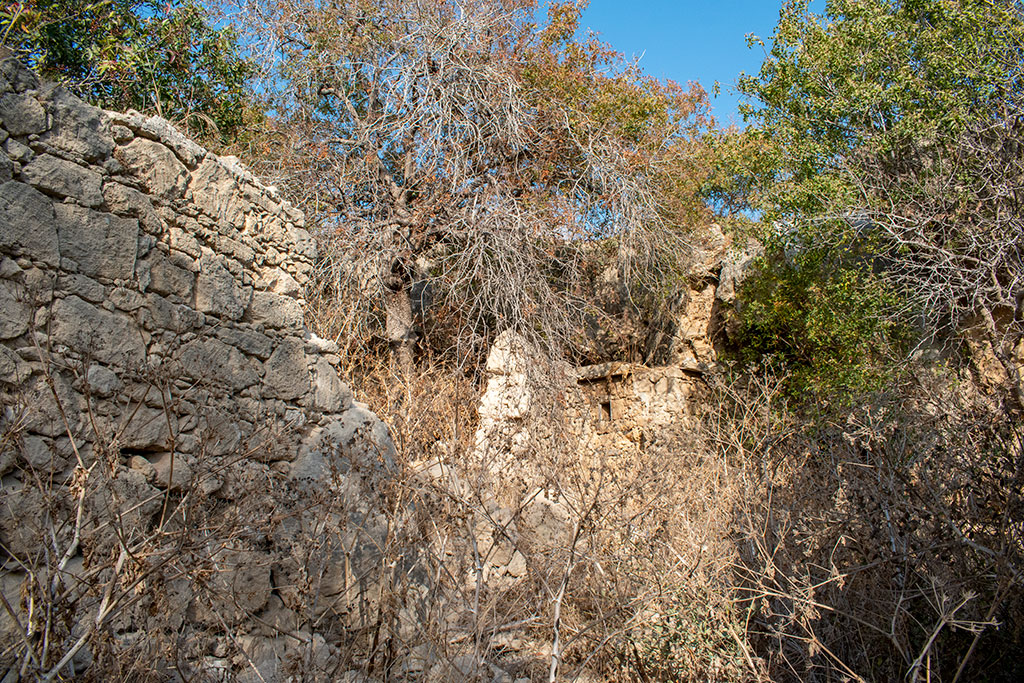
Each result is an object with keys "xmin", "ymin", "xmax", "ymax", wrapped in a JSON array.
[
  {"xmin": 0, "ymin": 56, "xmax": 400, "ymax": 679},
  {"xmin": 0, "ymin": 55, "xmax": 372, "ymax": 472}
]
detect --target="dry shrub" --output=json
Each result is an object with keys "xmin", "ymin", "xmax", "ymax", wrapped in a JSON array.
[
  {"xmin": 706, "ymin": 363, "xmax": 1024, "ymax": 682},
  {"xmin": 311, "ymin": 330, "xmax": 759, "ymax": 681}
]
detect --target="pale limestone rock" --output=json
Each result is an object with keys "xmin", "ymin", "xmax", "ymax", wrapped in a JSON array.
[
  {"xmin": 0, "ymin": 92, "xmax": 46, "ymax": 136},
  {"xmin": 195, "ymin": 255, "xmax": 249, "ymax": 320},
  {"xmin": 145, "ymin": 251, "xmax": 195, "ymax": 299},
  {"xmin": 263, "ymin": 337, "xmax": 309, "ymax": 400},
  {"xmin": 41, "ymin": 87, "xmax": 114, "ymax": 161},
  {"xmin": 0, "ymin": 278, "xmax": 29, "ymax": 339},
  {"xmin": 21, "ymin": 154, "xmax": 103, "ymax": 207},
  {"xmin": 50, "ymin": 295, "xmax": 146, "ymax": 366},
  {"xmin": 114, "ymin": 137, "xmax": 188, "ymax": 200},
  {"xmin": 312, "ymin": 356, "xmax": 352, "ymax": 413},
  {"xmin": 0, "ymin": 181, "xmax": 59, "ymax": 266},
  {"xmin": 178, "ymin": 337, "xmax": 259, "ymax": 391},
  {"xmin": 55, "ymin": 204, "xmax": 139, "ymax": 280},
  {"xmin": 85, "ymin": 363, "xmax": 121, "ymax": 397},
  {"xmin": 248, "ymin": 290, "xmax": 304, "ymax": 330}
]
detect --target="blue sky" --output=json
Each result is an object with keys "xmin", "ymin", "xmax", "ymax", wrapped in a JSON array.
[{"xmin": 579, "ymin": 1, "xmax": 805, "ymax": 127}]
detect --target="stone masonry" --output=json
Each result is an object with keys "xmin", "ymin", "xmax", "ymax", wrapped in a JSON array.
[{"xmin": 0, "ymin": 56, "xmax": 398, "ymax": 680}]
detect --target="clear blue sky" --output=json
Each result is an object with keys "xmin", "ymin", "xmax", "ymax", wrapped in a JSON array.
[{"xmin": 578, "ymin": 1, "xmax": 816, "ymax": 127}]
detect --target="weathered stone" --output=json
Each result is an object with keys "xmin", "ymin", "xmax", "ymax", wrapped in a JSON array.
[
  {"xmin": 86, "ymin": 364, "xmax": 122, "ymax": 398},
  {"xmin": 193, "ymin": 548, "xmax": 272, "ymax": 627},
  {"xmin": 0, "ymin": 93, "xmax": 46, "ymax": 136},
  {"xmin": 41, "ymin": 88, "xmax": 113, "ymax": 161},
  {"xmin": 263, "ymin": 338, "xmax": 309, "ymax": 400},
  {"xmin": 145, "ymin": 251, "xmax": 195, "ymax": 299},
  {"xmin": 0, "ymin": 344, "xmax": 29, "ymax": 384},
  {"xmin": 0, "ymin": 57, "xmax": 40, "ymax": 92},
  {"xmin": 114, "ymin": 138, "xmax": 188, "ymax": 200},
  {"xmin": 22, "ymin": 371, "xmax": 81, "ymax": 438},
  {"xmin": 178, "ymin": 337, "xmax": 259, "ymax": 391},
  {"xmin": 0, "ymin": 181, "xmax": 59, "ymax": 266},
  {"xmin": 55, "ymin": 204, "xmax": 139, "ymax": 280},
  {"xmin": 109, "ymin": 286, "xmax": 145, "ymax": 312},
  {"xmin": 198, "ymin": 409, "xmax": 245, "ymax": 456},
  {"xmin": 140, "ymin": 451, "xmax": 191, "ymax": 490},
  {"xmin": 58, "ymin": 272, "xmax": 105, "ymax": 302},
  {"xmin": 259, "ymin": 267, "xmax": 300, "ymax": 297},
  {"xmin": 190, "ymin": 158, "xmax": 246, "ymax": 226},
  {"xmin": 312, "ymin": 356, "xmax": 352, "ymax": 413},
  {"xmin": 50, "ymin": 295, "xmax": 146, "ymax": 367},
  {"xmin": 20, "ymin": 435, "xmax": 65, "ymax": 471},
  {"xmin": 0, "ymin": 153, "xmax": 11, "ymax": 181},
  {"xmin": 247, "ymin": 290, "xmax": 304, "ymax": 330},
  {"xmin": 140, "ymin": 293, "xmax": 204, "ymax": 332},
  {"xmin": 215, "ymin": 326, "xmax": 273, "ymax": 360},
  {"xmin": 215, "ymin": 234, "xmax": 254, "ymax": 265},
  {"xmin": 102, "ymin": 181, "xmax": 164, "ymax": 233},
  {"xmin": 195, "ymin": 255, "xmax": 249, "ymax": 320},
  {"xmin": 286, "ymin": 224, "xmax": 317, "ymax": 260},
  {"xmin": 0, "ymin": 278, "xmax": 29, "ymax": 339},
  {"xmin": 21, "ymin": 154, "xmax": 103, "ymax": 207},
  {"xmin": 292, "ymin": 402, "xmax": 396, "ymax": 484},
  {"xmin": 168, "ymin": 226, "xmax": 201, "ymax": 258}
]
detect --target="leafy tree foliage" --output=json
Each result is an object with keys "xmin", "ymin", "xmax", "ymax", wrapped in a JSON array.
[
  {"xmin": 737, "ymin": 0, "xmax": 1024, "ymax": 402},
  {"xmin": 1, "ymin": 0, "xmax": 255, "ymax": 140}
]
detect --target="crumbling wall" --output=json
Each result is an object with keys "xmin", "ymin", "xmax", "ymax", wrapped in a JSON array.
[{"xmin": 0, "ymin": 56, "xmax": 398, "ymax": 679}]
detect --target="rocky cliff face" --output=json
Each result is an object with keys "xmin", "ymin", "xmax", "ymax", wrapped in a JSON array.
[{"xmin": 0, "ymin": 56, "xmax": 399, "ymax": 679}]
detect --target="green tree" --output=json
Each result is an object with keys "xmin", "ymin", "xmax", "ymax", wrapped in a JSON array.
[
  {"xmin": 738, "ymin": 0, "xmax": 1024, "ymax": 403},
  {"xmin": 1, "ymin": 0, "xmax": 255, "ymax": 140}
]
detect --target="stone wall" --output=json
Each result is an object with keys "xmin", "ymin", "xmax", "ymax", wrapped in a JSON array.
[{"xmin": 0, "ymin": 57, "xmax": 398, "ymax": 679}]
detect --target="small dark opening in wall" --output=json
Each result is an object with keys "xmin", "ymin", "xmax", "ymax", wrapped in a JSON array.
[{"xmin": 600, "ymin": 400, "xmax": 612, "ymax": 421}]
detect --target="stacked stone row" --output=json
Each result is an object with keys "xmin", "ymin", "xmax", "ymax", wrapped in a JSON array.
[{"xmin": 0, "ymin": 56, "xmax": 351, "ymax": 477}]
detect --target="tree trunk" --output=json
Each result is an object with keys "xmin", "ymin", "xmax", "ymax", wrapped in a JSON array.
[{"xmin": 385, "ymin": 286, "xmax": 416, "ymax": 374}]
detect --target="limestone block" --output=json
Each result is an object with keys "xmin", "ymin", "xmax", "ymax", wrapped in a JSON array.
[
  {"xmin": 137, "ymin": 114, "xmax": 206, "ymax": 167},
  {"xmin": 247, "ymin": 290, "xmax": 304, "ymax": 330},
  {"xmin": 258, "ymin": 267, "xmax": 300, "ymax": 296},
  {"xmin": 0, "ymin": 92, "xmax": 46, "ymax": 136},
  {"xmin": 145, "ymin": 251, "xmax": 195, "ymax": 299},
  {"xmin": 41, "ymin": 87, "xmax": 114, "ymax": 162},
  {"xmin": 0, "ymin": 57, "xmax": 40, "ymax": 93},
  {"xmin": 114, "ymin": 137, "xmax": 188, "ymax": 200},
  {"xmin": 119, "ymin": 405, "xmax": 177, "ymax": 450},
  {"xmin": 21, "ymin": 154, "xmax": 102, "ymax": 207},
  {"xmin": 102, "ymin": 181, "xmax": 164, "ymax": 234},
  {"xmin": 85, "ymin": 363, "xmax": 122, "ymax": 398},
  {"xmin": 55, "ymin": 204, "xmax": 139, "ymax": 280},
  {"xmin": 0, "ymin": 344, "xmax": 29, "ymax": 385},
  {"xmin": 141, "ymin": 451, "xmax": 192, "ymax": 490},
  {"xmin": 215, "ymin": 234, "xmax": 255, "ymax": 265},
  {"xmin": 215, "ymin": 326, "xmax": 273, "ymax": 360},
  {"xmin": 140, "ymin": 293, "xmax": 204, "ymax": 332},
  {"xmin": 312, "ymin": 356, "xmax": 352, "ymax": 413},
  {"xmin": 21, "ymin": 371, "xmax": 81, "ymax": 437},
  {"xmin": 178, "ymin": 337, "xmax": 259, "ymax": 391},
  {"xmin": 51, "ymin": 295, "xmax": 146, "ymax": 367},
  {"xmin": 190, "ymin": 158, "xmax": 246, "ymax": 227},
  {"xmin": 291, "ymin": 402, "xmax": 396, "ymax": 484},
  {"xmin": 195, "ymin": 255, "xmax": 249, "ymax": 321},
  {"xmin": 263, "ymin": 338, "xmax": 309, "ymax": 400},
  {"xmin": 58, "ymin": 272, "xmax": 105, "ymax": 302},
  {"xmin": 0, "ymin": 278, "xmax": 29, "ymax": 339},
  {"xmin": 0, "ymin": 181, "xmax": 59, "ymax": 266},
  {"xmin": 193, "ymin": 548, "xmax": 272, "ymax": 627}
]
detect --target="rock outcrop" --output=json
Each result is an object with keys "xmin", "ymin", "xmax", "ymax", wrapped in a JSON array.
[{"xmin": 0, "ymin": 56, "xmax": 398, "ymax": 679}]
